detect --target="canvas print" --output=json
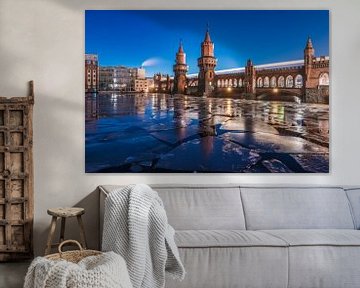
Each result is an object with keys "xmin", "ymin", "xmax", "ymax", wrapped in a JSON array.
[{"xmin": 85, "ymin": 10, "xmax": 329, "ymax": 173}]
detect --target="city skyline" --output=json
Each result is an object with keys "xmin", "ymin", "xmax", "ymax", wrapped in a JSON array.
[{"xmin": 85, "ymin": 10, "xmax": 329, "ymax": 76}]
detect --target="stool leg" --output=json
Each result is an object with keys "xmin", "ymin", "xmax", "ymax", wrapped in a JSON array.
[
  {"xmin": 45, "ymin": 216, "xmax": 57, "ymax": 255},
  {"xmin": 60, "ymin": 217, "xmax": 66, "ymax": 243},
  {"xmin": 77, "ymin": 215, "xmax": 87, "ymax": 249}
]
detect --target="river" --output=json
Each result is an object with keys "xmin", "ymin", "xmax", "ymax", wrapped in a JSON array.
[{"xmin": 85, "ymin": 93, "xmax": 329, "ymax": 173}]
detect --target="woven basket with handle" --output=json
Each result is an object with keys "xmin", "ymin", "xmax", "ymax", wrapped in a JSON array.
[{"xmin": 45, "ymin": 240, "xmax": 102, "ymax": 263}]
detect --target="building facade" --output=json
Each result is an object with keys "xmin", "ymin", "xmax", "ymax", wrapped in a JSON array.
[
  {"xmin": 154, "ymin": 73, "xmax": 171, "ymax": 93},
  {"xmin": 134, "ymin": 78, "xmax": 154, "ymax": 92},
  {"xmin": 98, "ymin": 66, "xmax": 146, "ymax": 91},
  {"xmin": 85, "ymin": 54, "xmax": 99, "ymax": 93},
  {"xmin": 99, "ymin": 66, "xmax": 132, "ymax": 91}
]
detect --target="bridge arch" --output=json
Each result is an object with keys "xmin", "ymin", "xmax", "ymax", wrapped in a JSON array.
[
  {"xmin": 233, "ymin": 79, "xmax": 237, "ymax": 87},
  {"xmin": 286, "ymin": 75, "xmax": 294, "ymax": 88},
  {"xmin": 264, "ymin": 76, "xmax": 270, "ymax": 88},
  {"xmin": 295, "ymin": 74, "xmax": 303, "ymax": 88},
  {"xmin": 228, "ymin": 79, "xmax": 232, "ymax": 87},
  {"xmin": 257, "ymin": 77, "xmax": 263, "ymax": 88},
  {"xmin": 238, "ymin": 78, "xmax": 243, "ymax": 87},
  {"xmin": 278, "ymin": 76, "xmax": 285, "ymax": 87},
  {"xmin": 225, "ymin": 79, "xmax": 228, "ymax": 87},
  {"xmin": 270, "ymin": 76, "xmax": 277, "ymax": 88},
  {"xmin": 217, "ymin": 79, "xmax": 221, "ymax": 87},
  {"xmin": 319, "ymin": 73, "xmax": 329, "ymax": 86}
]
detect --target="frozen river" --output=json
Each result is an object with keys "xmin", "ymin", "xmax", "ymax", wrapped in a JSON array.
[{"xmin": 85, "ymin": 93, "xmax": 329, "ymax": 173}]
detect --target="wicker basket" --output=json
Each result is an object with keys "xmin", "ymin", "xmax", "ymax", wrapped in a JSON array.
[{"xmin": 45, "ymin": 240, "xmax": 102, "ymax": 263}]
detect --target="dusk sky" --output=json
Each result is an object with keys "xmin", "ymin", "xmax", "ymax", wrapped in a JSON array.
[{"xmin": 85, "ymin": 10, "xmax": 329, "ymax": 77}]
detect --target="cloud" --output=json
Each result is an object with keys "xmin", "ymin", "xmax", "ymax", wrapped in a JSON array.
[{"xmin": 141, "ymin": 57, "xmax": 168, "ymax": 67}]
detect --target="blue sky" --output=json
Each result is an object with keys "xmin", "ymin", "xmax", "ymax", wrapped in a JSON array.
[{"xmin": 85, "ymin": 10, "xmax": 329, "ymax": 76}]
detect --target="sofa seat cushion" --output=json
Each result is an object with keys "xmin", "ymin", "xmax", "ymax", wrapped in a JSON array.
[
  {"xmin": 175, "ymin": 230, "xmax": 288, "ymax": 248},
  {"xmin": 262, "ymin": 229, "xmax": 360, "ymax": 246}
]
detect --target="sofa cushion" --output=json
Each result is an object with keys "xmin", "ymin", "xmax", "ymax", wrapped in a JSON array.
[
  {"xmin": 261, "ymin": 230, "xmax": 360, "ymax": 288},
  {"xmin": 154, "ymin": 186, "xmax": 246, "ymax": 230},
  {"xmin": 262, "ymin": 229, "xmax": 360, "ymax": 246},
  {"xmin": 241, "ymin": 187, "xmax": 355, "ymax": 230},
  {"xmin": 175, "ymin": 230, "xmax": 288, "ymax": 248},
  {"xmin": 287, "ymin": 246, "xmax": 360, "ymax": 288},
  {"xmin": 165, "ymin": 246, "xmax": 288, "ymax": 288}
]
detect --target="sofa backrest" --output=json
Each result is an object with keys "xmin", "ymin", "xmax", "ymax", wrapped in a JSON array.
[
  {"xmin": 100, "ymin": 185, "xmax": 358, "ymax": 232},
  {"xmin": 240, "ymin": 187, "xmax": 355, "ymax": 230},
  {"xmin": 153, "ymin": 185, "xmax": 246, "ymax": 230}
]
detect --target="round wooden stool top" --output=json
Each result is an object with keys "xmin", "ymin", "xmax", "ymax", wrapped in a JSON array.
[{"xmin": 47, "ymin": 207, "xmax": 85, "ymax": 218}]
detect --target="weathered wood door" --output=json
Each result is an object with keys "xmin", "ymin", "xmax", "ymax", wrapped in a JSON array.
[{"xmin": 0, "ymin": 82, "xmax": 34, "ymax": 261}]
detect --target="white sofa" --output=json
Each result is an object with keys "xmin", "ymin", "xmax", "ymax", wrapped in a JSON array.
[{"xmin": 99, "ymin": 185, "xmax": 360, "ymax": 288}]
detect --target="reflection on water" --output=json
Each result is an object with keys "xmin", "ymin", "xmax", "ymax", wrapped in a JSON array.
[{"xmin": 85, "ymin": 93, "xmax": 329, "ymax": 173}]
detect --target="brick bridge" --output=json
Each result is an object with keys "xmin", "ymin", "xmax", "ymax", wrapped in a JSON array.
[{"xmin": 154, "ymin": 36, "xmax": 329, "ymax": 104}]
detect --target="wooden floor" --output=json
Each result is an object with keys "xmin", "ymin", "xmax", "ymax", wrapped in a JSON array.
[{"xmin": 0, "ymin": 261, "xmax": 30, "ymax": 288}]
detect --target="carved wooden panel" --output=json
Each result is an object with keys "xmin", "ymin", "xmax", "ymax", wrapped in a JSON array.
[{"xmin": 0, "ymin": 81, "xmax": 34, "ymax": 261}]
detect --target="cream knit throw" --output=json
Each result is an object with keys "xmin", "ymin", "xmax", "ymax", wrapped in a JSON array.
[
  {"xmin": 102, "ymin": 184, "xmax": 185, "ymax": 288},
  {"xmin": 23, "ymin": 251, "xmax": 132, "ymax": 288}
]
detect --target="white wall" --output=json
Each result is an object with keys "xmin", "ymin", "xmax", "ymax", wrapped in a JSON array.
[{"xmin": 0, "ymin": 0, "xmax": 359, "ymax": 256}]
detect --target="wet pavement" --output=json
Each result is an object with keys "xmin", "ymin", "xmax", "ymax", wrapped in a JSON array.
[{"xmin": 85, "ymin": 93, "xmax": 329, "ymax": 173}]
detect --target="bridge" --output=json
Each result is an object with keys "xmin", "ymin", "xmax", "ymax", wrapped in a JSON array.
[
  {"xmin": 186, "ymin": 58, "xmax": 329, "ymax": 103},
  {"xmin": 154, "ymin": 37, "xmax": 330, "ymax": 104}
]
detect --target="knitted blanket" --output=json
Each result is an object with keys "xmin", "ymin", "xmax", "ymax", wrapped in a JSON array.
[
  {"xmin": 24, "ymin": 251, "xmax": 133, "ymax": 288},
  {"xmin": 102, "ymin": 184, "xmax": 185, "ymax": 288}
]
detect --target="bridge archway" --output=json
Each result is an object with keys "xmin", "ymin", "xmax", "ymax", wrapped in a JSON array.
[
  {"xmin": 278, "ymin": 76, "xmax": 285, "ymax": 87},
  {"xmin": 270, "ymin": 76, "xmax": 277, "ymax": 88},
  {"xmin": 257, "ymin": 88, "xmax": 302, "ymax": 103},
  {"xmin": 295, "ymin": 74, "xmax": 303, "ymax": 88},
  {"xmin": 257, "ymin": 77, "xmax": 263, "ymax": 88},
  {"xmin": 264, "ymin": 76, "xmax": 270, "ymax": 87},
  {"xmin": 286, "ymin": 75, "xmax": 294, "ymax": 88},
  {"xmin": 319, "ymin": 73, "xmax": 329, "ymax": 86}
]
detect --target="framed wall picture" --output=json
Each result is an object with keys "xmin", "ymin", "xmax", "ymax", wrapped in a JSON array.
[{"xmin": 85, "ymin": 10, "xmax": 329, "ymax": 173}]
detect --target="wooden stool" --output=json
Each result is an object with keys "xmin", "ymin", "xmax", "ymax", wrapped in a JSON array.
[{"xmin": 45, "ymin": 207, "xmax": 87, "ymax": 255}]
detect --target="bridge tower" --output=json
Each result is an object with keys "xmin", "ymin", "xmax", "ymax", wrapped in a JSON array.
[
  {"xmin": 173, "ymin": 41, "xmax": 188, "ymax": 94},
  {"xmin": 244, "ymin": 59, "xmax": 256, "ymax": 94},
  {"xmin": 197, "ymin": 27, "xmax": 217, "ymax": 96},
  {"xmin": 304, "ymin": 36, "xmax": 315, "ymax": 88}
]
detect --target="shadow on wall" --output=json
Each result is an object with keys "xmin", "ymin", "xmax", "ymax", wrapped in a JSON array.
[{"xmin": 37, "ymin": 188, "xmax": 100, "ymax": 256}]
